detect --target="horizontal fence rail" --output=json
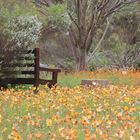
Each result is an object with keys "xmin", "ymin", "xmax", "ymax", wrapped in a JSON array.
[{"xmin": 0, "ymin": 48, "xmax": 61, "ymax": 88}]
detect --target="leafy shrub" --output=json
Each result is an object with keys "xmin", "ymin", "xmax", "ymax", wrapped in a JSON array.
[
  {"xmin": 5, "ymin": 15, "xmax": 42, "ymax": 50},
  {"xmin": 89, "ymin": 34, "xmax": 140, "ymax": 70},
  {"xmin": 0, "ymin": 16, "xmax": 42, "ymax": 80},
  {"xmin": 88, "ymin": 51, "xmax": 111, "ymax": 71}
]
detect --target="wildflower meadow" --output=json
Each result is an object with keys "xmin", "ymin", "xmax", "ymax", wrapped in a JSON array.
[
  {"xmin": 0, "ymin": 71, "xmax": 140, "ymax": 140},
  {"xmin": 0, "ymin": 0, "xmax": 140, "ymax": 140}
]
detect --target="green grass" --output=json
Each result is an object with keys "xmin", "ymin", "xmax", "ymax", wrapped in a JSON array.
[
  {"xmin": 3, "ymin": 71, "xmax": 140, "ymax": 89},
  {"xmin": 58, "ymin": 74, "xmax": 81, "ymax": 87},
  {"xmin": 58, "ymin": 71, "xmax": 140, "ymax": 87}
]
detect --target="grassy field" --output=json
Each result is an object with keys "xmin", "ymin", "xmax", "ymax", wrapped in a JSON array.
[
  {"xmin": 58, "ymin": 70, "xmax": 140, "ymax": 87},
  {"xmin": 0, "ymin": 71, "xmax": 140, "ymax": 140}
]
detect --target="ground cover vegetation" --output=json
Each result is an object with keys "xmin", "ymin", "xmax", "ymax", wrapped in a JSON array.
[
  {"xmin": 0, "ymin": 71, "xmax": 139, "ymax": 139},
  {"xmin": 0, "ymin": 81, "xmax": 140, "ymax": 140},
  {"xmin": 58, "ymin": 70, "xmax": 140, "ymax": 87}
]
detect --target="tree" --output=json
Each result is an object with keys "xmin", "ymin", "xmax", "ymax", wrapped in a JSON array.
[
  {"xmin": 67, "ymin": 0, "xmax": 139, "ymax": 71},
  {"xmin": 36, "ymin": 0, "xmax": 139, "ymax": 71}
]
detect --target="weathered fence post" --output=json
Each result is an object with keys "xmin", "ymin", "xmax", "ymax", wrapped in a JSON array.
[{"xmin": 34, "ymin": 48, "xmax": 40, "ymax": 87}]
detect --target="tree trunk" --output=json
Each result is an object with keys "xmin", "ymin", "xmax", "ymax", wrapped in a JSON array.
[{"xmin": 75, "ymin": 49, "xmax": 88, "ymax": 71}]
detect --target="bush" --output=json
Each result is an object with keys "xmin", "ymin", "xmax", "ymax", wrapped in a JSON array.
[
  {"xmin": 89, "ymin": 35, "xmax": 140, "ymax": 70},
  {"xmin": 5, "ymin": 15, "xmax": 42, "ymax": 50},
  {"xmin": 88, "ymin": 51, "xmax": 111, "ymax": 71},
  {"xmin": 0, "ymin": 16, "xmax": 42, "ymax": 80}
]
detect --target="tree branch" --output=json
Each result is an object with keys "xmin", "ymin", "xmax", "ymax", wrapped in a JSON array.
[{"xmin": 88, "ymin": 14, "xmax": 113, "ymax": 63}]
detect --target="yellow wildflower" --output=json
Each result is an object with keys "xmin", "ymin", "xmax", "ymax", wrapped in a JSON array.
[
  {"xmin": 124, "ymin": 106, "xmax": 129, "ymax": 111},
  {"xmin": 46, "ymin": 119, "xmax": 52, "ymax": 127}
]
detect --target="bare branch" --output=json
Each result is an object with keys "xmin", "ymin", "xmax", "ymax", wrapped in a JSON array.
[{"xmin": 88, "ymin": 14, "xmax": 114, "ymax": 62}]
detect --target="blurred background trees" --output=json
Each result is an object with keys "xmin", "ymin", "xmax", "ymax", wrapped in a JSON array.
[{"xmin": 0, "ymin": 0, "xmax": 140, "ymax": 71}]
